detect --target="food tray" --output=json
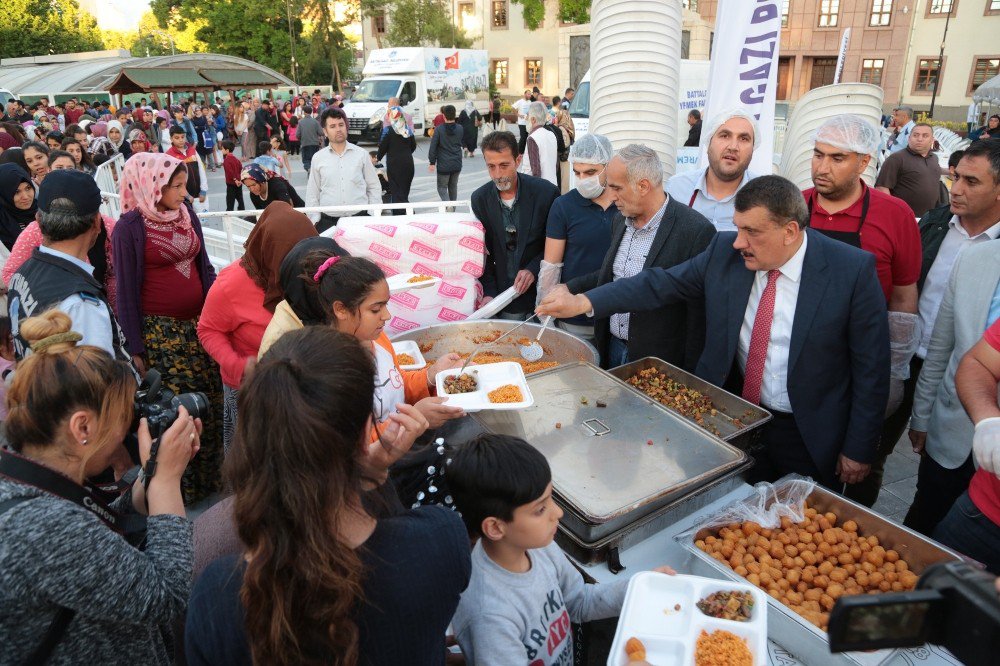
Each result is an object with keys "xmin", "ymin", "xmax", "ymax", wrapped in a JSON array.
[
  {"xmin": 607, "ymin": 357, "xmax": 772, "ymax": 450},
  {"xmin": 386, "ymin": 272, "xmax": 441, "ymax": 295},
  {"xmin": 390, "ymin": 340, "xmax": 427, "ymax": 370},
  {"xmin": 676, "ymin": 478, "xmax": 964, "ymax": 666},
  {"xmin": 607, "ymin": 572, "xmax": 768, "ymax": 666},
  {"xmin": 466, "ymin": 285, "xmax": 519, "ymax": 319},
  {"xmin": 435, "ymin": 362, "xmax": 534, "ymax": 411}
]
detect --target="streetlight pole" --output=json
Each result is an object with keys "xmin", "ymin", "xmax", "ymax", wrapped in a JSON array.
[
  {"xmin": 928, "ymin": 4, "xmax": 953, "ymax": 118},
  {"xmin": 285, "ymin": 0, "xmax": 300, "ymax": 95}
]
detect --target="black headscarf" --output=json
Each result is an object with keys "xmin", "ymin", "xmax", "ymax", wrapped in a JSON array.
[
  {"xmin": 0, "ymin": 163, "xmax": 37, "ymax": 251},
  {"xmin": 278, "ymin": 236, "xmax": 349, "ymax": 326}
]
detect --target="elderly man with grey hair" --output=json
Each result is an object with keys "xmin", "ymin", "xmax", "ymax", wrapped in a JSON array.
[
  {"xmin": 517, "ymin": 101, "xmax": 558, "ymax": 186},
  {"xmin": 667, "ymin": 108, "xmax": 761, "ymax": 233},
  {"xmin": 555, "ymin": 143, "xmax": 716, "ymax": 369},
  {"xmin": 887, "ymin": 105, "xmax": 915, "ymax": 154}
]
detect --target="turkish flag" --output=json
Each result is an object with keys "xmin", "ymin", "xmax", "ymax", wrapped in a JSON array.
[{"xmin": 444, "ymin": 52, "xmax": 459, "ymax": 70}]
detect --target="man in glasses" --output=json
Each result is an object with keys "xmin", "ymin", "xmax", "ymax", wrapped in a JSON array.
[{"xmin": 471, "ymin": 131, "xmax": 559, "ymax": 319}]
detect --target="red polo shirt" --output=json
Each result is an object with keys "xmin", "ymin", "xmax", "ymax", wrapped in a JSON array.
[
  {"xmin": 968, "ymin": 320, "xmax": 1000, "ymax": 527},
  {"xmin": 802, "ymin": 182, "xmax": 921, "ymax": 302}
]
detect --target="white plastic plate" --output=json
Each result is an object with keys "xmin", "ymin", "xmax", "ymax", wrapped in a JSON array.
[
  {"xmin": 607, "ymin": 572, "xmax": 768, "ymax": 666},
  {"xmin": 435, "ymin": 362, "xmax": 534, "ymax": 411},
  {"xmin": 391, "ymin": 340, "xmax": 427, "ymax": 370},
  {"xmin": 466, "ymin": 285, "xmax": 519, "ymax": 320},
  {"xmin": 386, "ymin": 273, "xmax": 442, "ymax": 295}
]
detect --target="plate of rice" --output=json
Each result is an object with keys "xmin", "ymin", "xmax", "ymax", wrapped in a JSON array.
[
  {"xmin": 391, "ymin": 340, "xmax": 427, "ymax": 370},
  {"xmin": 435, "ymin": 362, "xmax": 534, "ymax": 411},
  {"xmin": 387, "ymin": 273, "xmax": 442, "ymax": 295}
]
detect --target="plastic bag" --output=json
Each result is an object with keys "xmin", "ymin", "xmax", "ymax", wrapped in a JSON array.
[
  {"xmin": 536, "ymin": 260, "xmax": 563, "ymax": 307},
  {"xmin": 888, "ymin": 311, "xmax": 920, "ymax": 380}
]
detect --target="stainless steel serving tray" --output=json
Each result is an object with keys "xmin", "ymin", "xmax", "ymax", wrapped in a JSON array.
[
  {"xmin": 677, "ymin": 478, "xmax": 965, "ymax": 666},
  {"xmin": 473, "ymin": 362, "xmax": 750, "ymax": 543},
  {"xmin": 607, "ymin": 357, "xmax": 772, "ymax": 450}
]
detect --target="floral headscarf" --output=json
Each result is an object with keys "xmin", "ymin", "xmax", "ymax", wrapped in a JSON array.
[
  {"xmin": 240, "ymin": 163, "xmax": 271, "ymax": 183},
  {"xmin": 120, "ymin": 152, "xmax": 192, "ymax": 229},
  {"xmin": 381, "ymin": 106, "xmax": 412, "ymax": 140}
]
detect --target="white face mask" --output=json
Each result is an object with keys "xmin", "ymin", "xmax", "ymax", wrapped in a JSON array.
[{"xmin": 576, "ymin": 169, "xmax": 606, "ymax": 199}]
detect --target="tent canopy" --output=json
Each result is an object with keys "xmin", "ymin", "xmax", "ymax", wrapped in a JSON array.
[
  {"xmin": 107, "ymin": 68, "xmax": 215, "ymax": 94},
  {"xmin": 973, "ymin": 73, "xmax": 1000, "ymax": 105}
]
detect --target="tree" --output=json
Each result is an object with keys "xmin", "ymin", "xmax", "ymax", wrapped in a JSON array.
[
  {"xmin": 360, "ymin": 0, "xmax": 473, "ymax": 49},
  {"xmin": 513, "ymin": 0, "xmax": 590, "ymax": 30},
  {"xmin": 0, "ymin": 0, "xmax": 103, "ymax": 59},
  {"xmin": 101, "ymin": 12, "xmax": 206, "ymax": 57}
]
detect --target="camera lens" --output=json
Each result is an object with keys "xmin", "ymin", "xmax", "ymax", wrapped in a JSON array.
[{"xmin": 176, "ymin": 392, "xmax": 208, "ymax": 421}]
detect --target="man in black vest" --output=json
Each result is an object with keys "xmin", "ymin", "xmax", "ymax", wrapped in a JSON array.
[{"xmin": 7, "ymin": 170, "xmax": 136, "ymax": 378}]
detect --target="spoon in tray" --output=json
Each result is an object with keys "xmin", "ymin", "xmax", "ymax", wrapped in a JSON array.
[
  {"xmin": 457, "ymin": 314, "xmax": 540, "ymax": 375},
  {"xmin": 518, "ymin": 315, "xmax": 551, "ymax": 362}
]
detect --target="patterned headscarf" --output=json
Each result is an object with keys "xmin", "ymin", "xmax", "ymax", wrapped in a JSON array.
[
  {"xmin": 240, "ymin": 163, "xmax": 270, "ymax": 183},
  {"xmin": 120, "ymin": 152, "xmax": 192, "ymax": 230},
  {"xmin": 381, "ymin": 106, "xmax": 411, "ymax": 140}
]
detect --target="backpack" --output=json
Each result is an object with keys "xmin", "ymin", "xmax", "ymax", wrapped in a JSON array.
[{"xmin": 201, "ymin": 129, "xmax": 215, "ymax": 149}]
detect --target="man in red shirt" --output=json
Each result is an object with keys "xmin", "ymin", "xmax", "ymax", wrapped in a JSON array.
[
  {"xmin": 63, "ymin": 99, "xmax": 84, "ymax": 126},
  {"xmin": 936, "ymin": 317, "xmax": 1000, "ymax": 574},
  {"xmin": 802, "ymin": 115, "xmax": 922, "ymax": 506}
]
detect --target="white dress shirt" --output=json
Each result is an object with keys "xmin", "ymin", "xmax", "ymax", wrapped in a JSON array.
[
  {"xmin": 36, "ymin": 246, "xmax": 115, "ymax": 360},
  {"xmin": 305, "ymin": 142, "xmax": 382, "ymax": 221},
  {"xmin": 917, "ymin": 215, "xmax": 1000, "ymax": 357},
  {"xmin": 665, "ymin": 167, "xmax": 759, "ymax": 233},
  {"xmin": 737, "ymin": 233, "xmax": 809, "ymax": 413}
]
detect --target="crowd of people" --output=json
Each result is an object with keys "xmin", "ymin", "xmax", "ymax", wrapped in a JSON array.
[{"xmin": 0, "ymin": 80, "xmax": 999, "ymax": 665}]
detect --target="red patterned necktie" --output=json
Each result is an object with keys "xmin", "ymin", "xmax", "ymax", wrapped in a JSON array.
[{"xmin": 742, "ymin": 269, "xmax": 781, "ymax": 405}]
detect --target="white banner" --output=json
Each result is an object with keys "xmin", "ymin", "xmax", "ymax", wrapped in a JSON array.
[
  {"xmin": 701, "ymin": 0, "xmax": 783, "ymax": 174},
  {"xmin": 833, "ymin": 29, "xmax": 851, "ymax": 84}
]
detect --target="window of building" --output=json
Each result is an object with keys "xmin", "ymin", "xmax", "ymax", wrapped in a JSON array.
[
  {"xmin": 914, "ymin": 58, "xmax": 942, "ymax": 92},
  {"xmin": 682, "ymin": 0, "xmax": 699, "ymax": 10},
  {"xmin": 373, "ymin": 12, "xmax": 386, "ymax": 34},
  {"xmin": 970, "ymin": 57, "xmax": 1000, "ymax": 94},
  {"xmin": 928, "ymin": 0, "xmax": 956, "ymax": 15},
  {"xmin": 458, "ymin": 2, "xmax": 475, "ymax": 31},
  {"xmin": 810, "ymin": 57, "xmax": 839, "ymax": 88},
  {"xmin": 860, "ymin": 58, "xmax": 885, "ymax": 85},
  {"xmin": 988, "ymin": 0, "xmax": 1000, "ymax": 14},
  {"xmin": 819, "ymin": 0, "xmax": 840, "ymax": 26},
  {"xmin": 870, "ymin": 0, "xmax": 893, "ymax": 25},
  {"xmin": 681, "ymin": 30, "xmax": 691, "ymax": 59},
  {"xmin": 777, "ymin": 57, "xmax": 792, "ymax": 99},
  {"xmin": 525, "ymin": 59, "xmax": 542, "ymax": 87},
  {"xmin": 491, "ymin": 59, "xmax": 509, "ymax": 88},
  {"xmin": 781, "ymin": 0, "xmax": 790, "ymax": 26},
  {"xmin": 492, "ymin": 0, "xmax": 508, "ymax": 28}
]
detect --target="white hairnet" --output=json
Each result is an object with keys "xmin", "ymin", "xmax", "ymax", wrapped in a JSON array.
[
  {"xmin": 814, "ymin": 115, "xmax": 880, "ymax": 156},
  {"xmin": 569, "ymin": 133, "xmax": 614, "ymax": 165},
  {"xmin": 703, "ymin": 108, "xmax": 760, "ymax": 149}
]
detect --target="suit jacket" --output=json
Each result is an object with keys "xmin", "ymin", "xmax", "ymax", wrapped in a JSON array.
[
  {"xmin": 911, "ymin": 241, "xmax": 1000, "ymax": 468},
  {"xmin": 472, "ymin": 174, "xmax": 560, "ymax": 314},
  {"xmin": 586, "ymin": 229, "xmax": 890, "ymax": 476},
  {"xmin": 567, "ymin": 197, "xmax": 716, "ymax": 371},
  {"xmin": 917, "ymin": 204, "xmax": 954, "ymax": 291}
]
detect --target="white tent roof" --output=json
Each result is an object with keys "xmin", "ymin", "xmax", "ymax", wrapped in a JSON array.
[{"xmin": 973, "ymin": 73, "xmax": 1000, "ymax": 105}]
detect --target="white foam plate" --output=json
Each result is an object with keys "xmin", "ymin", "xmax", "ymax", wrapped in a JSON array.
[
  {"xmin": 467, "ymin": 285, "xmax": 519, "ymax": 320},
  {"xmin": 435, "ymin": 362, "xmax": 534, "ymax": 411},
  {"xmin": 391, "ymin": 340, "xmax": 427, "ymax": 370},
  {"xmin": 386, "ymin": 273, "xmax": 442, "ymax": 295},
  {"xmin": 607, "ymin": 572, "xmax": 768, "ymax": 666}
]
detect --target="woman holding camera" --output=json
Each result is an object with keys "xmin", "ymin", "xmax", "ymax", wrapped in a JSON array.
[{"xmin": 0, "ymin": 310, "xmax": 201, "ymax": 664}]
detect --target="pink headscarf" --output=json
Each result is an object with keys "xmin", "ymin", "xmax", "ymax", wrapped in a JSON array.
[
  {"xmin": 120, "ymin": 152, "xmax": 192, "ymax": 230},
  {"xmin": 90, "ymin": 121, "xmax": 108, "ymax": 138}
]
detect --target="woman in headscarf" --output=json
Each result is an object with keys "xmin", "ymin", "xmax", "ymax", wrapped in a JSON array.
[
  {"xmin": 458, "ymin": 100, "xmax": 482, "ymax": 158},
  {"xmin": 127, "ymin": 128, "xmax": 151, "ymax": 158},
  {"xmin": 113, "ymin": 152, "xmax": 222, "ymax": 504},
  {"xmin": 240, "ymin": 163, "xmax": 304, "ymax": 212},
  {"xmin": 0, "ymin": 164, "xmax": 36, "ymax": 251},
  {"xmin": 197, "ymin": 201, "xmax": 318, "ymax": 453},
  {"xmin": 87, "ymin": 121, "xmax": 114, "ymax": 159},
  {"xmin": 377, "ymin": 106, "xmax": 416, "ymax": 214},
  {"xmin": 107, "ymin": 119, "xmax": 131, "ymax": 158}
]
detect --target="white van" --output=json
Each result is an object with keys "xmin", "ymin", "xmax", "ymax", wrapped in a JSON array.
[{"xmin": 345, "ymin": 48, "xmax": 490, "ymax": 142}]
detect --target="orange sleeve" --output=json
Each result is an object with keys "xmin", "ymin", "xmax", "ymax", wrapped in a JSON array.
[{"xmin": 374, "ymin": 333, "xmax": 431, "ymax": 403}]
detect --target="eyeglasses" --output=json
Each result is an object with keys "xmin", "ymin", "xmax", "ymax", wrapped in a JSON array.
[{"xmin": 505, "ymin": 225, "xmax": 517, "ymax": 251}]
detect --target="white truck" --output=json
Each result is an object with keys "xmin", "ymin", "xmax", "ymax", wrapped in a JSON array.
[{"xmin": 345, "ymin": 47, "xmax": 490, "ymax": 143}]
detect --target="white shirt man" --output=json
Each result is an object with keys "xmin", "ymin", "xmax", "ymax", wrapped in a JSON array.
[
  {"xmin": 305, "ymin": 109, "xmax": 381, "ymax": 230},
  {"xmin": 887, "ymin": 106, "xmax": 915, "ymax": 154},
  {"xmin": 518, "ymin": 103, "xmax": 557, "ymax": 186},
  {"xmin": 512, "ymin": 94, "xmax": 531, "ymax": 128}
]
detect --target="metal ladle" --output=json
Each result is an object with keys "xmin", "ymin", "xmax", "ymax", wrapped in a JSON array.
[
  {"xmin": 518, "ymin": 315, "xmax": 552, "ymax": 362},
  {"xmin": 457, "ymin": 313, "xmax": 540, "ymax": 374}
]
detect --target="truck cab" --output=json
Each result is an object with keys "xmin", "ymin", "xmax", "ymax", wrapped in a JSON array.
[{"xmin": 346, "ymin": 77, "xmax": 424, "ymax": 143}]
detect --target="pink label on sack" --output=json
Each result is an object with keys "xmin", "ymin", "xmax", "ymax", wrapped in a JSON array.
[
  {"xmin": 437, "ymin": 281, "xmax": 468, "ymax": 300},
  {"xmin": 458, "ymin": 236, "xmax": 485, "ymax": 253},
  {"xmin": 438, "ymin": 307, "xmax": 467, "ymax": 322},
  {"xmin": 375, "ymin": 261, "xmax": 398, "ymax": 277},
  {"xmin": 334, "ymin": 228, "xmax": 346, "ymax": 238},
  {"xmin": 369, "ymin": 242, "xmax": 402, "ymax": 261},
  {"xmin": 365, "ymin": 223, "xmax": 398, "ymax": 237},
  {"xmin": 411, "ymin": 262, "xmax": 444, "ymax": 278},
  {"xmin": 461, "ymin": 260, "xmax": 484, "ymax": 277},
  {"xmin": 390, "ymin": 316, "xmax": 420, "ymax": 331},
  {"xmin": 390, "ymin": 291, "xmax": 421, "ymax": 308},
  {"xmin": 409, "ymin": 221, "xmax": 439, "ymax": 234},
  {"xmin": 408, "ymin": 240, "xmax": 442, "ymax": 262},
  {"xmin": 460, "ymin": 220, "xmax": 485, "ymax": 231}
]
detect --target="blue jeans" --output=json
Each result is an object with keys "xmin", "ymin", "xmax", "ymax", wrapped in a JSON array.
[
  {"xmin": 932, "ymin": 491, "xmax": 1000, "ymax": 574},
  {"xmin": 607, "ymin": 335, "xmax": 629, "ymax": 369}
]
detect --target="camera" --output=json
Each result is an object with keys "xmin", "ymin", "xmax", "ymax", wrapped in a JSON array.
[
  {"xmin": 134, "ymin": 368, "xmax": 209, "ymax": 439},
  {"xmin": 828, "ymin": 560, "xmax": 1000, "ymax": 665}
]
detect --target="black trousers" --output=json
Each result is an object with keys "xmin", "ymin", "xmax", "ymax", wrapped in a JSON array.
[
  {"xmin": 903, "ymin": 452, "xmax": 976, "ymax": 537},
  {"xmin": 225, "ymin": 184, "xmax": 245, "ymax": 211},
  {"xmin": 517, "ymin": 125, "xmax": 528, "ymax": 155},
  {"xmin": 745, "ymin": 411, "xmax": 836, "ymax": 490},
  {"xmin": 316, "ymin": 210, "xmax": 368, "ymax": 234}
]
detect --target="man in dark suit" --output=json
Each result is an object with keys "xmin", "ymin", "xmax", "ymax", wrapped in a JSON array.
[
  {"xmin": 539, "ymin": 175, "xmax": 889, "ymax": 490},
  {"xmin": 567, "ymin": 144, "xmax": 716, "ymax": 370},
  {"xmin": 472, "ymin": 131, "xmax": 560, "ymax": 317},
  {"xmin": 684, "ymin": 110, "xmax": 702, "ymax": 147}
]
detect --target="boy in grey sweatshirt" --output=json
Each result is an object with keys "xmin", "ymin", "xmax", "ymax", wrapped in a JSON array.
[{"xmin": 448, "ymin": 434, "xmax": 675, "ymax": 665}]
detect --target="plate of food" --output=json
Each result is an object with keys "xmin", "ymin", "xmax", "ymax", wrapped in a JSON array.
[
  {"xmin": 434, "ymin": 362, "xmax": 534, "ymax": 411},
  {"xmin": 386, "ymin": 273, "xmax": 442, "ymax": 295},
  {"xmin": 607, "ymin": 572, "xmax": 767, "ymax": 666},
  {"xmin": 391, "ymin": 340, "xmax": 427, "ymax": 370}
]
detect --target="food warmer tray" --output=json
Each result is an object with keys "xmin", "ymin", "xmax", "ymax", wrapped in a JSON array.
[
  {"xmin": 607, "ymin": 357, "xmax": 772, "ymax": 451},
  {"xmin": 473, "ymin": 362, "xmax": 751, "ymax": 545},
  {"xmin": 677, "ymin": 478, "xmax": 965, "ymax": 666}
]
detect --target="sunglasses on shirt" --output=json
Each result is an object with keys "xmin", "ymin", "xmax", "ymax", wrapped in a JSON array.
[{"xmin": 505, "ymin": 225, "xmax": 517, "ymax": 251}]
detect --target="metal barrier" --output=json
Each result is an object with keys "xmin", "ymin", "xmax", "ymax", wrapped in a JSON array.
[
  {"xmin": 94, "ymin": 154, "xmax": 125, "ymax": 220},
  {"xmin": 196, "ymin": 200, "xmax": 473, "ymax": 221}
]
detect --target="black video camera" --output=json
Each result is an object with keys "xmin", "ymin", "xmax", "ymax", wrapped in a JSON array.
[
  {"xmin": 133, "ymin": 368, "xmax": 209, "ymax": 440},
  {"xmin": 828, "ymin": 561, "xmax": 1000, "ymax": 666}
]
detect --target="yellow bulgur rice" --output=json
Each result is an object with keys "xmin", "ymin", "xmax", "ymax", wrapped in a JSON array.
[{"xmin": 488, "ymin": 384, "xmax": 524, "ymax": 404}]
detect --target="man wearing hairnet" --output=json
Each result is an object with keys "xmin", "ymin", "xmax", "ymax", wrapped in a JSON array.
[
  {"xmin": 536, "ymin": 134, "xmax": 619, "ymax": 343},
  {"xmin": 803, "ymin": 115, "xmax": 922, "ymax": 507},
  {"xmin": 666, "ymin": 109, "xmax": 761, "ymax": 233}
]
